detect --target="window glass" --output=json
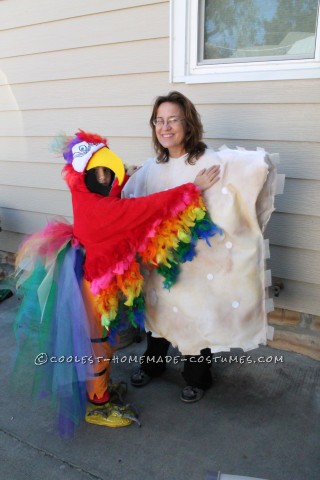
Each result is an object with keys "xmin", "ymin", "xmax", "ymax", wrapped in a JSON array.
[{"xmin": 201, "ymin": 0, "xmax": 319, "ymax": 63}]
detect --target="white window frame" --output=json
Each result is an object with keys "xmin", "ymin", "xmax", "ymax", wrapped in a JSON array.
[{"xmin": 170, "ymin": 0, "xmax": 320, "ymax": 84}]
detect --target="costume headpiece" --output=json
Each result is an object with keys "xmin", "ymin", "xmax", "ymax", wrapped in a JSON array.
[{"xmin": 53, "ymin": 129, "xmax": 126, "ymax": 185}]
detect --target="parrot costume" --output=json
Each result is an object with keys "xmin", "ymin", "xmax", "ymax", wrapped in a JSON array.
[{"xmin": 13, "ymin": 130, "xmax": 221, "ymax": 436}]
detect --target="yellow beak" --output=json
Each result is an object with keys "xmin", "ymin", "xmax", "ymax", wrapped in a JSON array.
[{"xmin": 86, "ymin": 147, "xmax": 126, "ymax": 185}]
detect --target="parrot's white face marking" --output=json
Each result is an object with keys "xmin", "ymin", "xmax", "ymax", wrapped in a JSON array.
[{"xmin": 72, "ymin": 141, "xmax": 105, "ymax": 172}]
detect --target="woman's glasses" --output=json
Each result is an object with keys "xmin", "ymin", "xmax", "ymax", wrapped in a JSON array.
[{"xmin": 152, "ymin": 116, "xmax": 185, "ymax": 127}]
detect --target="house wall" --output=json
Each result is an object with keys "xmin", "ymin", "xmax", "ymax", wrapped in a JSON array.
[{"xmin": 0, "ymin": 0, "xmax": 319, "ymax": 355}]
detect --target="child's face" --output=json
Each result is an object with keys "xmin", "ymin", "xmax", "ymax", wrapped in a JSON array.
[{"xmin": 95, "ymin": 167, "xmax": 112, "ymax": 187}]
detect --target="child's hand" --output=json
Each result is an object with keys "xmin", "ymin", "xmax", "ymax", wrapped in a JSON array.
[
  {"xmin": 126, "ymin": 165, "xmax": 141, "ymax": 177},
  {"xmin": 194, "ymin": 166, "xmax": 220, "ymax": 192}
]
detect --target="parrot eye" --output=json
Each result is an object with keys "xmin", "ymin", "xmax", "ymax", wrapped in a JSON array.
[{"xmin": 79, "ymin": 144, "xmax": 89, "ymax": 153}]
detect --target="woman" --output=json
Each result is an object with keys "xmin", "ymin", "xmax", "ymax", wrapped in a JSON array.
[
  {"xmin": 123, "ymin": 91, "xmax": 274, "ymax": 403},
  {"xmin": 123, "ymin": 91, "xmax": 223, "ymax": 403}
]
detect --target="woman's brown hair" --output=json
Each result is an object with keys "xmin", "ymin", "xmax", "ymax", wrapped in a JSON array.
[{"xmin": 149, "ymin": 91, "xmax": 207, "ymax": 165}]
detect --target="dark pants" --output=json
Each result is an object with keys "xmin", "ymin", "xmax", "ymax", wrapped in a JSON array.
[{"xmin": 141, "ymin": 332, "xmax": 213, "ymax": 390}]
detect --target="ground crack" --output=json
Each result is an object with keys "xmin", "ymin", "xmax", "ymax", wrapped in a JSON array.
[{"xmin": 0, "ymin": 427, "xmax": 105, "ymax": 480}]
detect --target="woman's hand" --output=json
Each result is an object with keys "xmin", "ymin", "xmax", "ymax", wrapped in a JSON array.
[
  {"xmin": 126, "ymin": 165, "xmax": 141, "ymax": 177},
  {"xmin": 194, "ymin": 165, "xmax": 220, "ymax": 191}
]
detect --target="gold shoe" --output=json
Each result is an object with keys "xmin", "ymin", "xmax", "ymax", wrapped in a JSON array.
[{"xmin": 85, "ymin": 402, "xmax": 140, "ymax": 428}]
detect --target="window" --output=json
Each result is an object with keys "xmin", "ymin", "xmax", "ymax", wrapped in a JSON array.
[{"xmin": 170, "ymin": 0, "xmax": 320, "ymax": 83}]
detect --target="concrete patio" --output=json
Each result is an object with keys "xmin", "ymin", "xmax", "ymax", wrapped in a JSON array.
[{"xmin": 0, "ymin": 293, "xmax": 319, "ymax": 480}]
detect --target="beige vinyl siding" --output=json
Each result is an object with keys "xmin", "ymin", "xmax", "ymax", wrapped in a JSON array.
[
  {"xmin": 1, "ymin": 104, "xmax": 320, "ymax": 140},
  {"xmin": 0, "ymin": 0, "xmax": 168, "ymax": 30},
  {"xmin": 272, "ymin": 280, "xmax": 319, "ymax": 316},
  {"xmin": 0, "ymin": 4, "xmax": 168, "ymax": 59},
  {"xmin": 269, "ymin": 246, "xmax": 320, "ymax": 285},
  {"xmin": 0, "ymin": 0, "xmax": 319, "ymax": 315},
  {"xmin": 1, "ymin": 135, "xmax": 319, "ymax": 180},
  {"xmin": 207, "ymin": 138, "xmax": 320, "ymax": 181},
  {"xmin": 0, "ymin": 0, "xmax": 169, "ymax": 255},
  {"xmin": 0, "ymin": 137, "xmax": 155, "ymax": 165},
  {"xmin": 0, "ymin": 39, "xmax": 169, "ymax": 85},
  {"xmin": 273, "ymin": 180, "xmax": 319, "ymax": 217},
  {"xmin": 0, "ymin": 73, "xmax": 170, "ymax": 110},
  {"xmin": 1, "ymin": 185, "xmax": 72, "ymax": 217},
  {"xmin": 0, "ymin": 207, "xmax": 72, "ymax": 235},
  {"xmin": 2, "ymin": 74, "xmax": 320, "ymax": 109},
  {"xmin": 266, "ymin": 213, "xmax": 320, "ymax": 251},
  {"xmin": 1, "ymin": 162, "xmax": 67, "ymax": 190}
]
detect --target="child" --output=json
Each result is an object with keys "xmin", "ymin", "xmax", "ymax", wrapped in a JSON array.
[{"xmin": 14, "ymin": 130, "xmax": 221, "ymax": 436}]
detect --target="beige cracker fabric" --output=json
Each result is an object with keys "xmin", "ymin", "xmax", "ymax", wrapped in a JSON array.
[{"xmin": 122, "ymin": 148, "xmax": 278, "ymax": 355}]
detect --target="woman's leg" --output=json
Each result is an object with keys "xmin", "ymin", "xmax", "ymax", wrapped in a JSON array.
[
  {"xmin": 141, "ymin": 332, "xmax": 171, "ymax": 377},
  {"xmin": 131, "ymin": 332, "xmax": 170, "ymax": 386},
  {"xmin": 181, "ymin": 348, "xmax": 213, "ymax": 402}
]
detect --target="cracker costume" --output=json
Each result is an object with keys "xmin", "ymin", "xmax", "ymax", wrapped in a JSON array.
[{"xmin": 123, "ymin": 147, "xmax": 278, "ymax": 355}]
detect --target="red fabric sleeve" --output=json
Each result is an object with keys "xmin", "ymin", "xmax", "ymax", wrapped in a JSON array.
[{"xmin": 109, "ymin": 174, "xmax": 130, "ymax": 198}]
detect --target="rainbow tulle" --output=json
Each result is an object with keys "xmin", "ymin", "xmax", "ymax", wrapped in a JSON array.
[{"xmin": 14, "ymin": 245, "xmax": 102, "ymax": 437}]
